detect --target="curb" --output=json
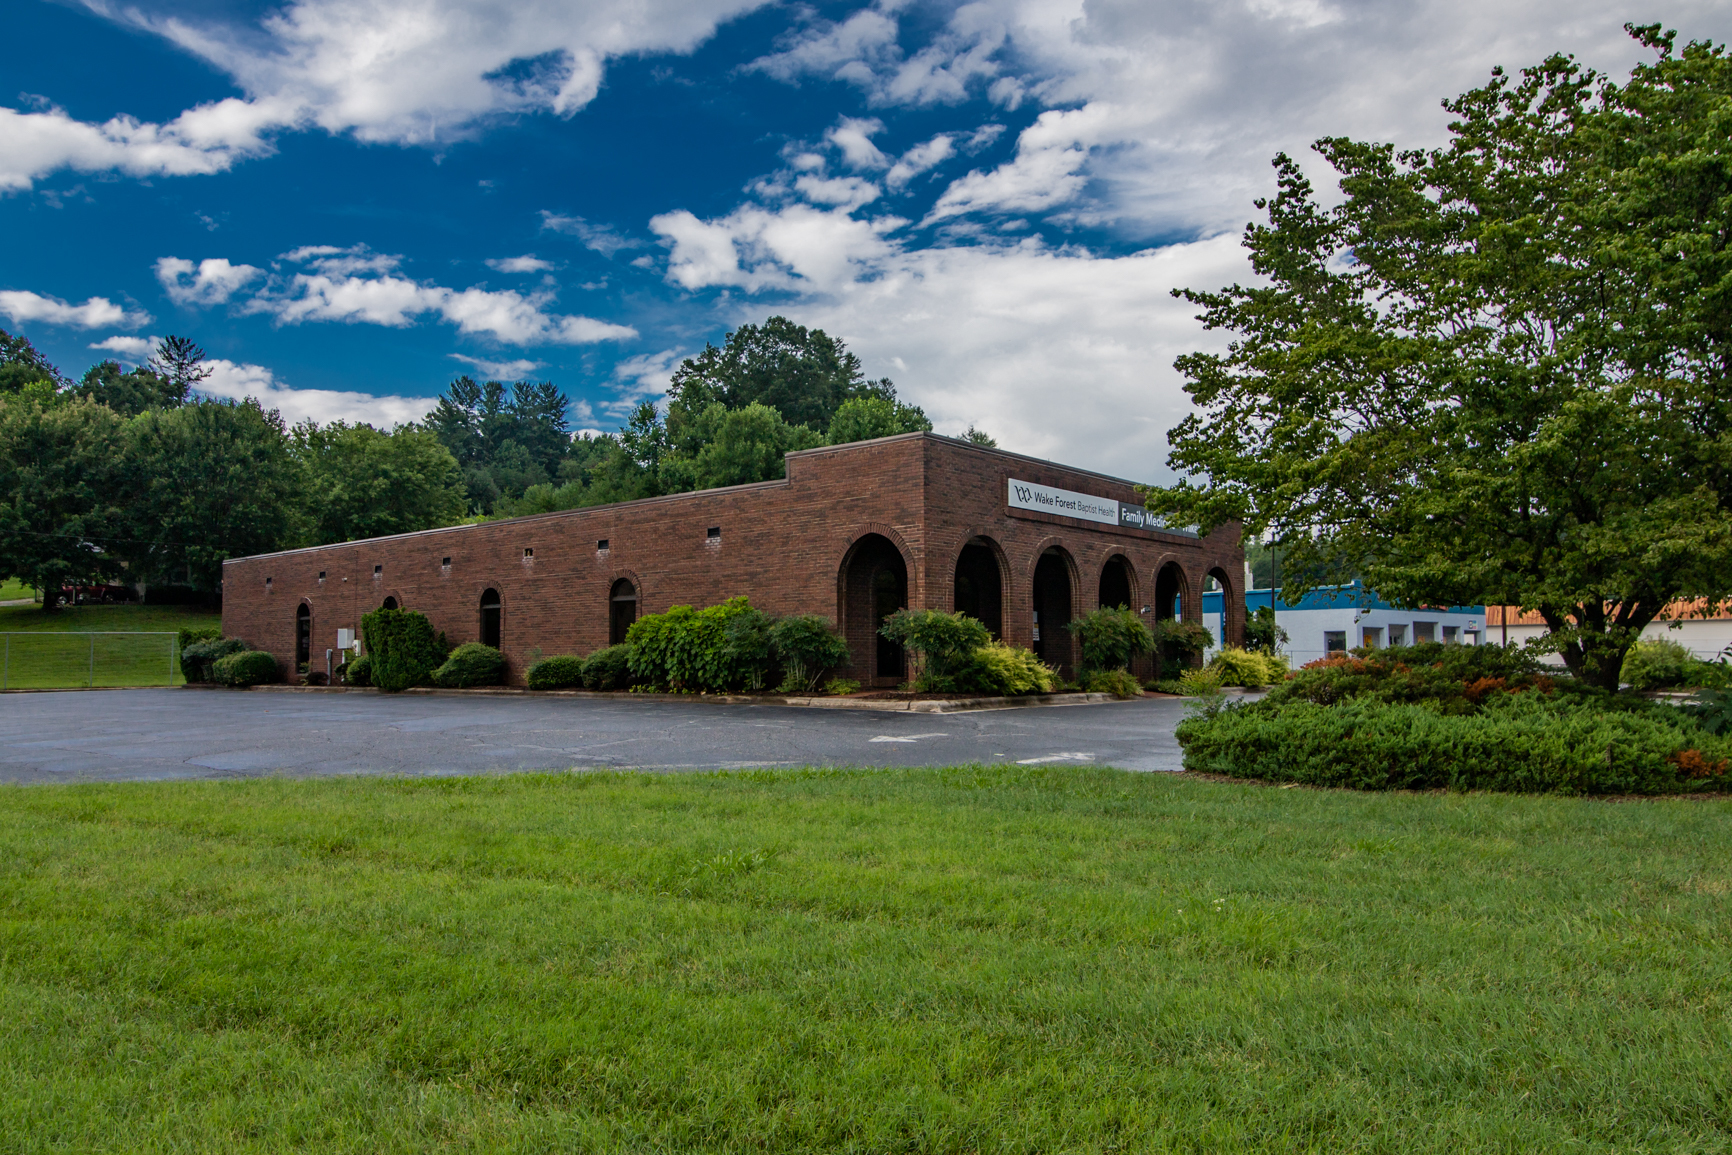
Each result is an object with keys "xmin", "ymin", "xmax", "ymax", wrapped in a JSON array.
[{"xmin": 196, "ymin": 683, "xmax": 1135, "ymax": 713}]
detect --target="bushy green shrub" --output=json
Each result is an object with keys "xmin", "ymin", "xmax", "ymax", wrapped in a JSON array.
[
  {"xmin": 210, "ymin": 650, "xmax": 280, "ymax": 687},
  {"xmin": 1068, "ymin": 607, "xmax": 1155, "ymax": 673},
  {"xmin": 1243, "ymin": 605, "xmax": 1288, "ymax": 654},
  {"xmin": 1620, "ymin": 638, "xmax": 1707, "ymax": 690},
  {"xmin": 583, "ymin": 645, "xmax": 634, "ymax": 691},
  {"xmin": 768, "ymin": 614, "xmax": 851, "ymax": 693},
  {"xmin": 432, "ymin": 643, "xmax": 506, "ymax": 688},
  {"xmin": 971, "ymin": 641, "xmax": 1057, "ymax": 696},
  {"xmin": 1153, "ymin": 619, "xmax": 1215, "ymax": 677},
  {"xmin": 1177, "ymin": 691, "xmax": 1731, "ymax": 794},
  {"xmin": 360, "ymin": 607, "xmax": 444, "ymax": 692},
  {"xmin": 180, "ymin": 637, "xmax": 248, "ymax": 683},
  {"xmin": 879, "ymin": 609, "xmax": 991, "ymax": 692},
  {"xmin": 1085, "ymin": 668, "xmax": 1143, "ymax": 698},
  {"xmin": 627, "ymin": 597, "xmax": 773, "ymax": 692},
  {"xmin": 1270, "ymin": 643, "xmax": 1547, "ymax": 713},
  {"xmin": 723, "ymin": 605, "xmax": 777, "ymax": 691},
  {"xmin": 1208, "ymin": 646, "xmax": 1288, "ymax": 687},
  {"xmin": 1177, "ymin": 667, "xmax": 1224, "ymax": 696},
  {"xmin": 823, "ymin": 677, "xmax": 861, "ymax": 696},
  {"xmin": 340, "ymin": 654, "xmax": 372, "ymax": 687},
  {"xmin": 526, "ymin": 655, "xmax": 585, "ymax": 690},
  {"xmin": 178, "ymin": 625, "xmax": 222, "ymax": 652}
]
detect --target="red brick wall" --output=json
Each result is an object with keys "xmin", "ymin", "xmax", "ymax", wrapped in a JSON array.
[{"xmin": 222, "ymin": 434, "xmax": 1243, "ymax": 683}]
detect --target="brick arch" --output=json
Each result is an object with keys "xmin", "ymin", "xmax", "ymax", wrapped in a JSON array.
[
  {"xmin": 835, "ymin": 522, "xmax": 918, "ymax": 586},
  {"xmin": 375, "ymin": 588, "xmax": 407, "ymax": 612},
  {"xmin": 1024, "ymin": 537, "xmax": 1082, "ymax": 678},
  {"xmin": 607, "ymin": 569, "xmax": 644, "ymax": 646},
  {"xmin": 947, "ymin": 530, "xmax": 1011, "ymax": 638},
  {"xmin": 470, "ymin": 582, "xmax": 505, "ymax": 648},
  {"xmin": 1206, "ymin": 563, "xmax": 1243, "ymax": 649},
  {"xmin": 836, "ymin": 525, "xmax": 916, "ymax": 685}
]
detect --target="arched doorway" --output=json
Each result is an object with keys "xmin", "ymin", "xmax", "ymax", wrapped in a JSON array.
[
  {"xmin": 295, "ymin": 603, "xmax": 311, "ymax": 668},
  {"xmin": 1154, "ymin": 562, "xmax": 1187, "ymax": 622},
  {"xmin": 1032, "ymin": 548, "xmax": 1075, "ymax": 676},
  {"xmin": 953, "ymin": 537, "xmax": 1003, "ymax": 638},
  {"xmin": 609, "ymin": 578, "xmax": 638, "ymax": 645},
  {"xmin": 479, "ymin": 588, "xmax": 501, "ymax": 648},
  {"xmin": 1206, "ymin": 566, "xmax": 1241, "ymax": 649},
  {"xmin": 1099, "ymin": 555, "xmax": 1134, "ymax": 610},
  {"xmin": 381, "ymin": 596, "xmax": 398, "ymax": 610},
  {"xmin": 841, "ymin": 533, "xmax": 907, "ymax": 685}
]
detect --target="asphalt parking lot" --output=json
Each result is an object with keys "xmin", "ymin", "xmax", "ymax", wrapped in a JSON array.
[{"xmin": 0, "ymin": 689, "xmax": 1196, "ymax": 783}]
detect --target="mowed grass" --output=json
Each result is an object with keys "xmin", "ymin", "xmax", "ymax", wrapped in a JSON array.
[
  {"xmin": 0, "ymin": 767, "xmax": 1727, "ymax": 1153},
  {"xmin": 0, "ymin": 604, "xmax": 220, "ymax": 688},
  {"xmin": 0, "ymin": 579, "xmax": 33, "ymax": 602}
]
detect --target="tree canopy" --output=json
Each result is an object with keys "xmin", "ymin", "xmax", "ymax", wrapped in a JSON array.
[{"xmin": 1147, "ymin": 25, "xmax": 1732, "ymax": 689}]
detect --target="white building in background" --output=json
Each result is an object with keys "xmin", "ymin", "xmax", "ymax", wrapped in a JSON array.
[
  {"xmin": 1488, "ymin": 603, "xmax": 1732, "ymax": 663},
  {"xmin": 1202, "ymin": 579, "xmax": 1485, "ymax": 668}
]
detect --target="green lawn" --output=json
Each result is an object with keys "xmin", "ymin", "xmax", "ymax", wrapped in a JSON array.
[
  {"xmin": 0, "ymin": 603, "xmax": 220, "ymax": 688},
  {"xmin": 0, "ymin": 578, "xmax": 33, "ymax": 602},
  {"xmin": 0, "ymin": 768, "xmax": 1726, "ymax": 1152}
]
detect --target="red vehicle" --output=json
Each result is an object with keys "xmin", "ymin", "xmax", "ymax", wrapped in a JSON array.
[{"xmin": 54, "ymin": 583, "xmax": 136, "ymax": 607}]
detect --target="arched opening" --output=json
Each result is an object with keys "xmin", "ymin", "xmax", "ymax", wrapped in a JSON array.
[
  {"xmin": 609, "ymin": 578, "xmax": 638, "ymax": 646},
  {"xmin": 1032, "ymin": 548, "xmax": 1075, "ymax": 676},
  {"xmin": 953, "ymin": 538, "xmax": 1003, "ymax": 638},
  {"xmin": 479, "ymin": 588, "xmax": 501, "ymax": 648},
  {"xmin": 1155, "ymin": 562, "xmax": 1187, "ymax": 622},
  {"xmin": 295, "ymin": 603, "xmax": 311, "ymax": 667},
  {"xmin": 1206, "ymin": 566, "xmax": 1241, "ymax": 650},
  {"xmin": 1099, "ymin": 555, "xmax": 1134, "ymax": 610},
  {"xmin": 841, "ymin": 533, "xmax": 908, "ymax": 685},
  {"xmin": 381, "ymin": 596, "xmax": 399, "ymax": 610}
]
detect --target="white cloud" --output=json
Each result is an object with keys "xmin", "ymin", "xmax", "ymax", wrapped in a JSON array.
[
  {"xmin": 540, "ymin": 211, "xmax": 643, "ymax": 256},
  {"xmin": 449, "ymin": 352, "xmax": 544, "ymax": 378},
  {"xmin": 826, "ymin": 117, "xmax": 888, "ymax": 170},
  {"xmin": 197, "ymin": 358, "xmax": 438, "ymax": 427},
  {"xmin": 651, "ymin": 202, "xmax": 903, "ymax": 294},
  {"xmin": 0, "ymin": 290, "xmax": 150, "ymax": 329},
  {"xmin": 89, "ymin": 335, "xmax": 158, "ymax": 358},
  {"xmin": 487, "ymin": 255, "xmax": 554, "ymax": 273},
  {"xmin": 886, "ymin": 133, "xmax": 955, "ymax": 189},
  {"xmin": 155, "ymin": 257, "xmax": 265, "ymax": 306},
  {"xmin": 0, "ymin": 98, "xmax": 281, "ymax": 193},
  {"xmin": 923, "ymin": 105, "xmax": 1106, "ymax": 223},
  {"xmin": 605, "ymin": 349, "xmax": 684, "ymax": 414},
  {"xmin": 752, "ymin": 1, "xmax": 1006, "ymax": 107},
  {"xmin": 238, "ymin": 245, "xmax": 636, "ymax": 345}
]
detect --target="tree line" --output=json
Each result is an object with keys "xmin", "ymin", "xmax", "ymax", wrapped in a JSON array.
[{"xmin": 0, "ymin": 316, "xmax": 986, "ymax": 605}]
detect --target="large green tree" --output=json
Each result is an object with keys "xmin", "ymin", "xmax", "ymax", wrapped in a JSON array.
[
  {"xmin": 293, "ymin": 421, "xmax": 466, "ymax": 545},
  {"xmin": 0, "ymin": 328, "xmax": 66, "ymax": 400},
  {"xmin": 121, "ymin": 400, "xmax": 302, "ymax": 590},
  {"xmin": 426, "ymin": 377, "xmax": 572, "ymax": 513},
  {"xmin": 1147, "ymin": 25, "xmax": 1732, "ymax": 690},
  {"xmin": 0, "ymin": 396, "xmax": 127, "ymax": 604}
]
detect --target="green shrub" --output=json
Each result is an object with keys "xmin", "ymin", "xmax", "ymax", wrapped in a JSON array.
[
  {"xmin": 1270, "ymin": 643, "xmax": 1547, "ymax": 712},
  {"xmin": 1243, "ymin": 605, "xmax": 1288, "ymax": 654},
  {"xmin": 178, "ymin": 625, "xmax": 222, "ymax": 652},
  {"xmin": 1153, "ymin": 619, "xmax": 1215, "ymax": 678},
  {"xmin": 723, "ymin": 605, "xmax": 777, "ymax": 691},
  {"xmin": 1084, "ymin": 668, "xmax": 1143, "ymax": 698},
  {"xmin": 1176, "ymin": 691, "xmax": 1731, "ymax": 795},
  {"xmin": 1620, "ymin": 638, "xmax": 1706, "ymax": 690},
  {"xmin": 432, "ymin": 643, "xmax": 506, "ymax": 688},
  {"xmin": 970, "ymin": 641, "xmax": 1057, "ymax": 696},
  {"xmin": 526, "ymin": 655, "xmax": 585, "ymax": 690},
  {"xmin": 879, "ymin": 609, "xmax": 991, "ymax": 692},
  {"xmin": 627, "ymin": 597, "xmax": 771, "ymax": 692},
  {"xmin": 823, "ymin": 677, "xmax": 861, "ymax": 696},
  {"xmin": 1208, "ymin": 646, "xmax": 1288, "ymax": 687},
  {"xmin": 1068, "ymin": 607, "xmax": 1154, "ymax": 673},
  {"xmin": 210, "ymin": 650, "xmax": 280, "ymax": 687},
  {"xmin": 768, "ymin": 614, "xmax": 851, "ymax": 693},
  {"xmin": 180, "ymin": 637, "xmax": 248, "ymax": 683},
  {"xmin": 582, "ymin": 645, "xmax": 634, "ymax": 691},
  {"xmin": 360, "ymin": 608, "xmax": 444, "ymax": 693},
  {"xmin": 340, "ymin": 654, "xmax": 372, "ymax": 687},
  {"xmin": 1177, "ymin": 667, "xmax": 1224, "ymax": 696}
]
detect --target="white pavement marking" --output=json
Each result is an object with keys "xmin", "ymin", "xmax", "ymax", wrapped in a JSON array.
[
  {"xmin": 1015, "ymin": 752, "xmax": 1095, "ymax": 764},
  {"xmin": 868, "ymin": 733, "xmax": 951, "ymax": 743}
]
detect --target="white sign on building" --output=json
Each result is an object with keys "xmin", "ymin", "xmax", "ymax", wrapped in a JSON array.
[{"xmin": 1007, "ymin": 479, "xmax": 1197, "ymax": 537}]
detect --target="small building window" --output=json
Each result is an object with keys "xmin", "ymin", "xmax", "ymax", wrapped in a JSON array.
[
  {"xmin": 1413, "ymin": 621, "xmax": 1436, "ymax": 643},
  {"xmin": 480, "ymin": 588, "xmax": 501, "ymax": 648},
  {"xmin": 265, "ymin": 577, "xmax": 272, "ymax": 589},
  {"xmin": 441, "ymin": 556, "xmax": 451, "ymax": 567},
  {"xmin": 596, "ymin": 539, "xmax": 609, "ymax": 551},
  {"xmin": 373, "ymin": 564, "xmax": 382, "ymax": 576},
  {"xmin": 382, "ymin": 596, "xmax": 398, "ymax": 611},
  {"xmin": 707, "ymin": 526, "xmax": 721, "ymax": 540},
  {"xmin": 523, "ymin": 547, "xmax": 534, "ymax": 558},
  {"xmin": 1361, "ymin": 626, "xmax": 1383, "ymax": 649},
  {"xmin": 317, "ymin": 571, "xmax": 326, "ymax": 581},
  {"xmin": 1324, "ymin": 630, "xmax": 1347, "ymax": 653},
  {"xmin": 1442, "ymin": 625, "xmax": 1460, "ymax": 645},
  {"xmin": 1389, "ymin": 624, "xmax": 1408, "ymax": 646},
  {"xmin": 296, "ymin": 603, "xmax": 311, "ymax": 666}
]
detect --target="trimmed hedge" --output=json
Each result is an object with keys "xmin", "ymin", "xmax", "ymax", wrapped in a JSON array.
[
  {"xmin": 627, "ymin": 598, "xmax": 782, "ymax": 693},
  {"xmin": 1207, "ymin": 647, "xmax": 1288, "ymax": 688},
  {"xmin": 210, "ymin": 650, "xmax": 280, "ymax": 687},
  {"xmin": 181, "ymin": 637, "xmax": 248, "ymax": 683},
  {"xmin": 1084, "ymin": 668, "xmax": 1143, "ymax": 698},
  {"xmin": 178, "ymin": 625, "xmax": 222, "ymax": 651},
  {"xmin": 1177, "ymin": 691, "xmax": 1731, "ymax": 794},
  {"xmin": 432, "ymin": 643, "xmax": 506, "ymax": 688},
  {"xmin": 340, "ymin": 655, "xmax": 372, "ymax": 687},
  {"xmin": 583, "ymin": 645, "xmax": 633, "ymax": 691},
  {"xmin": 972, "ymin": 641, "xmax": 1057, "ymax": 696},
  {"xmin": 360, "ymin": 607, "xmax": 444, "ymax": 693},
  {"xmin": 526, "ymin": 655, "xmax": 585, "ymax": 690}
]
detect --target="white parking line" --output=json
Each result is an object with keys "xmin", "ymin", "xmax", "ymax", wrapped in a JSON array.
[
  {"xmin": 868, "ymin": 733, "xmax": 951, "ymax": 743},
  {"xmin": 1015, "ymin": 752, "xmax": 1095, "ymax": 764}
]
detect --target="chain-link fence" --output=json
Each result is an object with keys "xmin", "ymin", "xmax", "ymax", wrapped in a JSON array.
[{"xmin": 0, "ymin": 633, "xmax": 181, "ymax": 690}]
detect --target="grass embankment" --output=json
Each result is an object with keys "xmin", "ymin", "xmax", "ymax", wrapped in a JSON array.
[
  {"xmin": 0, "ymin": 603, "xmax": 220, "ymax": 689},
  {"xmin": 1, "ymin": 767, "xmax": 1727, "ymax": 1152},
  {"xmin": 0, "ymin": 579, "xmax": 33, "ymax": 602}
]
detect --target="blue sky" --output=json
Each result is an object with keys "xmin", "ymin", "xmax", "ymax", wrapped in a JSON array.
[{"xmin": 4, "ymin": 0, "xmax": 1728, "ymax": 479}]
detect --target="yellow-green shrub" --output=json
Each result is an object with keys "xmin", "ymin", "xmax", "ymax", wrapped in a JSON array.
[{"xmin": 1209, "ymin": 646, "xmax": 1287, "ymax": 687}]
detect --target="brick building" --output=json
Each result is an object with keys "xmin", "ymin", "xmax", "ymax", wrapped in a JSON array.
[{"xmin": 222, "ymin": 433, "xmax": 1245, "ymax": 684}]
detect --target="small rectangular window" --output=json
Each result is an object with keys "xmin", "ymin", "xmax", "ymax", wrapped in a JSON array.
[
  {"xmin": 1361, "ymin": 626, "xmax": 1382, "ymax": 649},
  {"xmin": 373, "ymin": 564, "xmax": 382, "ymax": 576},
  {"xmin": 596, "ymin": 539, "xmax": 609, "ymax": 551},
  {"xmin": 265, "ymin": 577, "xmax": 272, "ymax": 588},
  {"xmin": 441, "ymin": 556, "xmax": 451, "ymax": 567},
  {"xmin": 317, "ymin": 571, "xmax": 326, "ymax": 580},
  {"xmin": 523, "ymin": 547, "xmax": 534, "ymax": 558},
  {"xmin": 1324, "ymin": 630, "xmax": 1347, "ymax": 653},
  {"xmin": 707, "ymin": 526, "xmax": 721, "ymax": 540},
  {"xmin": 1442, "ymin": 625, "xmax": 1460, "ymax": 645},
  {"xmin": 1413, "ymin": 621, "xmax": 1436, "ymax": 643},
  {"xmin": 1389, "ymin": 624, "xmax": 1408, "ymax": 646}
]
